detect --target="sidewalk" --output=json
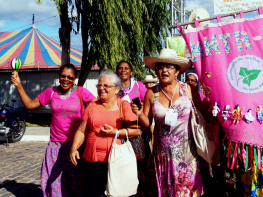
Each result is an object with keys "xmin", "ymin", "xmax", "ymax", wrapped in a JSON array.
[
  {"xmin": 0, "ymin": 127, "xmax": 50, "ymax": 142},
  {"xmin": 21, "ymin": 127, "xmax": 50, "ymax": 142}
]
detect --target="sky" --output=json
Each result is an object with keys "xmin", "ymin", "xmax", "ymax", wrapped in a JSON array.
[
  {"xmin": 0, "ymin": 0, "xmax": 258, "ymax": 51},
  {"xmin": 0, "ymin": 0, "xmax": 82, "ymax": 50},
  {"xmin": 0, "ymin": 0, "xmax": 215, "ymax": 52}
]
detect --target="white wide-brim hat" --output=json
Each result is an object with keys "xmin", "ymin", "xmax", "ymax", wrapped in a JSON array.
[
  {"xmin": 143, "ymin": 48, "xmax": 191, "ymax": 75},
  {"xmin": 189, "ymin": 8, "xmax": 210, "ymax": 28},
  {"xmin": 141, "ymin": 75, "xmax": 158, "ymax": 83}
]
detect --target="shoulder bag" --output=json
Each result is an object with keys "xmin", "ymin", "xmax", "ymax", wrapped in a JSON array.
[
  {"xmin": 185, "ymin": 86, "xmax": 215, "ymax": 176},
  {"xmin": 105, "ymin": 129, "xmax": 139, "ymax": 197}
]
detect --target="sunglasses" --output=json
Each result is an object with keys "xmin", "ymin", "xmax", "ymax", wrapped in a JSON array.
[
  {"xmin": 156, "ymin": 65, "xmax": 175, "ymax": 71},
  {"xmin": 96, "ymin": 84, "xmax": 115, "ymax": 89},
  {"xmin": 186, "ymin": 79, "xmax": 197, "ymax": 82},
  {"xmin": 59, "ymin": 74, "xmax": 75, "ymax": 81}
]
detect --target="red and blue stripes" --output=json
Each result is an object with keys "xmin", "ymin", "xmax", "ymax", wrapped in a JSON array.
[{"xmin": 0, "ymin": 27, "xmax": 82, "ymax": 69}]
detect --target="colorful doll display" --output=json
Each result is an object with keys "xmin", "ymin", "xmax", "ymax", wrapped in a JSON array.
[
  {"xmin": 231, "ymin": 105, "xmax": 243, "ymax": 123},
  {"xmin": 257, "ymin": 105, "xmax": 263, "ymax": 124},
  {"xmin": 244, "ymin": 109, "xmax": 255, "ymax": 123},
  {"xmin": 221, "ymin": 105, "xmax": 230, "ymax": 120},
  {"xmin": 212, "ymin": 102, "xmax": 220, "ymax": 117}
]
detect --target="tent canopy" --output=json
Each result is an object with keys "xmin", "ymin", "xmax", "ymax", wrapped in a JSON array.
[{"xmin": 0, "ymin": 26, "xmax": 99, "ymax": 70}]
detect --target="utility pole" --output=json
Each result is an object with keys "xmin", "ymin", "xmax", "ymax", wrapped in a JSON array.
[
  {"xmin": 171, "ymin": 0, "xmax": 185, "ymax": 37},
  {"xmin": 171, "ymin": 0, "xmax": 187, "ymax": 81}
]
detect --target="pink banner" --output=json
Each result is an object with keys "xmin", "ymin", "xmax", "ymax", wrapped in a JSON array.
[{"xmin": 180, "ymin": 9, "xmax": 263, "ymax": 149}]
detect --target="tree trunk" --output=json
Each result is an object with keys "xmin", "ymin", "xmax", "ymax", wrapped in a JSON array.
[
  {"xmin": 59, "ymin": 1, "xmax": 71, "ymax": 66},
  {"xmin": 78, "ymin": 2, "xmax": 93, "ymax": 86}
]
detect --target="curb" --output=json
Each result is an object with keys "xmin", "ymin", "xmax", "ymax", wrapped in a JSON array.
[{"xmin": 21, "ymin": 135, "xmax": 50, "ymax": 142}]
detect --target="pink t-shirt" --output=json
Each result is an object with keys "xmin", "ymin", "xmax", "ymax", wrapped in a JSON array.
[
  {"xmin": 38, "ymin": 86, "xmax": 95, "ymax": 142},
  {"xmin": 122, "ymin": 79, "xmax": 147, "ymax": 102}
]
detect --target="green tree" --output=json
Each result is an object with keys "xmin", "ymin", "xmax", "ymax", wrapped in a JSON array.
[{"xmin": 75, "ymin": 0, "xmax": 172, "ymax": 85}]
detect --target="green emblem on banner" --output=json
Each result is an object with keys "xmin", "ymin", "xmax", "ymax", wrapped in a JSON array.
[{"xmin": 237, "ymin": 67, "xmax": 261, "ymax": 87}]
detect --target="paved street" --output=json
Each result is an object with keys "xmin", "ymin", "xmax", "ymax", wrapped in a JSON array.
[{"xmin": 0, "ymin": 140, "xmax": 48, "ymax": 197}]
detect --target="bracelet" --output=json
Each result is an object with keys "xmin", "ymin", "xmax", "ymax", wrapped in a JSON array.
[{"xmin": 116, "ymin": 129, "xmax": 119, "ymax": 137}]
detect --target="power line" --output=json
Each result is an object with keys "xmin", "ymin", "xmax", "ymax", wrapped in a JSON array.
[{"xmin": 4, "ymin": 15, "xmax": 59, "ymax": 32}]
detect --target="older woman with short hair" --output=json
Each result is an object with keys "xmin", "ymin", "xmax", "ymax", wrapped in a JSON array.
[{"xmin": 70, "ymin": 70, "xmax": 142, "ymax": 197}]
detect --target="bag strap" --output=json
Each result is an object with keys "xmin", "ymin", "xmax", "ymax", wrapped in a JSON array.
[
  {"xmin": 120, "ymin": 100, "xmax": 125, "ymax": 120},
  {"xmin": 77, "ymin": 86, "xmax": 84, "ymax": 115},
  {"xmin": 184, "ymin": 84, "xmax": 196, "ymax": 111},
  {"xmin": 154, "ymin": 84, "xmax": 159, "ymax": 102},
  {"xmin": 135, "ymin": 81, "xmax": 139, "ymax": 89},
  {"xmin": 49, "ymin": 86, "xmax": 58, "ymax": 104}
]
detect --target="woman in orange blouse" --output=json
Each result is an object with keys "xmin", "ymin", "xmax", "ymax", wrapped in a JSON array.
[{"xmin": 70, "ymin": 70, "xmax": 141, "ymax": 197}]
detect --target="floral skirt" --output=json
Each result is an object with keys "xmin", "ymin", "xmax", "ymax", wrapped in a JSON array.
[{"xmin": 40, "ymin": 141, "xmax": 83, "ymax": 197}]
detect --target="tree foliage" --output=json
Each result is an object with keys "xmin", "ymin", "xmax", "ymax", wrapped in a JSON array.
[
  {"xmin": 75, "ymin": 0, "xmax": 172, "ymax": 85},
  {"xmin": 38, "ymin": 0, "xmax": 172, "ymax": 84}
]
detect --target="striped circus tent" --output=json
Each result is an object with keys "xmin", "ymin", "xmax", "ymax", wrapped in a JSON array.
[{"xmin": 0, "ymin": 26, "xmax": 99, "ymax": 70}]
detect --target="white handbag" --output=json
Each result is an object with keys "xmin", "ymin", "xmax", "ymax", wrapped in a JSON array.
[
  {"xmin": 105, "ymin": 130, "xmax": 139, "ymax": 197},
  {"xmin": 185, "ymin": 87, "xmax": 216, "ymax": 176}
]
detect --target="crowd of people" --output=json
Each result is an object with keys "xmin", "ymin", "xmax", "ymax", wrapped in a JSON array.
[{"xmin": 10, "ymin": 48, "xmax": 261, "ymax": 197}]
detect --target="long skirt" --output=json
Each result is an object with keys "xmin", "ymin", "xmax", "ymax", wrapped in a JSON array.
[{"xmin": 40, "ymin": 141, "xmax": 83, "ymax": 197}]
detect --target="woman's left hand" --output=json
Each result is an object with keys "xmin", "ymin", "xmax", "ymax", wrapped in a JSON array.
[{"xmin": 100, "ymin": 124, "xmax": 116, "ymax": 136}]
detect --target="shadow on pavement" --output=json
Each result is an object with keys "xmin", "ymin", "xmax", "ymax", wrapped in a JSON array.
[
  {"xmin": 0, "ymin": 180, "xmax": 42, "ymax": 197},
  {"xmin": 0, "ymin": 138, "xmax": 8, "ymax": 145}
]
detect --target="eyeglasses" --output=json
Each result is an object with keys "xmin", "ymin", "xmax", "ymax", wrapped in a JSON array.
[
  {"xmin": 118, "ymin": 67, "xmax": 130, "ymax": 71},
  {"xmin": 186, "ymin": 79, "xmax": 197, "ymax": 82},
  {"xmin": 96, "ymin": 84, "xmax": 115, "ymax": 89},
  {"xmin": 156, "ymin": 65, "xmax": 175, "ymax": 71},
  {"xmin": 59, "ymin": 74, "xmax": 75, "ymax": 81}
]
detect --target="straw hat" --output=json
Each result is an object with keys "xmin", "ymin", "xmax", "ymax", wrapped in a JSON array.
[
  {"xmin": 141, "ymin": 75, "xmax": 158, "ymax": 83},
  {"xmin": 143, "ymin": 48, "xmax": 191, "ymax": 75},
  {"xmin": 189, "ymin": 8, "xmax": 210, "ymax": 28}
]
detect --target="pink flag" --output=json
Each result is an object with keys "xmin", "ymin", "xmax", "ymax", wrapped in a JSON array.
[{"xmin": 180, "ymin": 8, "xmax": 263, "ymax": 166}]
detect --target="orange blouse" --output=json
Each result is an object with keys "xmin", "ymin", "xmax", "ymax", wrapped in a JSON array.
[{"xmin": 82, "ymin": 98, "xmax": 137, "ymax": 162}]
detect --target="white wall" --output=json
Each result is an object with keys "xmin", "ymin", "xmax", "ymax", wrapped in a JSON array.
[{"xmin": 0, "ymin": 71, "xmax": 99, "ymax": 110}]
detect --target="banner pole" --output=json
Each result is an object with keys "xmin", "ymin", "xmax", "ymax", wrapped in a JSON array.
[{"xmin": 169, "ymin": 7, "xmax": 260, "ymax": 29}]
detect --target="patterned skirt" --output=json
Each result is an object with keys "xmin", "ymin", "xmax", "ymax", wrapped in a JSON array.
[{"xmin": 40, "ymin": 141, "xmax": 83, "ymax": 197}]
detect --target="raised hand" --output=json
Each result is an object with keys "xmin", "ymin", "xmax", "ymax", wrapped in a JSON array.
[{"xmin": 11, "ymin": 72, "xmax": 22, "ymax": 88}]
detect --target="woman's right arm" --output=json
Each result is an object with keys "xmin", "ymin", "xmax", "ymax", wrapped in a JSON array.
[
  {"xmin": 11, "ymin": 72, "xmax": 41, "ymax": 109},
  {"xmin": 70, "ymin": 121, "xmax": 88, "ymax": 166},
  {"xmin": 131, "ymin": 89, "xmax": 153, "ymax": 127}
]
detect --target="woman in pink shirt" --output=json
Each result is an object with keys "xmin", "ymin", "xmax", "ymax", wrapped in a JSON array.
[
  {"xmin": 11, "ymin": 63, "xmax": 95, "ymax": 197},
  {"xmin": 116, "ymin": 61, "xmax": 147, "ymax": 103}
]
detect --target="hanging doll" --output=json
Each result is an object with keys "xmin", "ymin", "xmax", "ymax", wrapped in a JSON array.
[
  {"xmin": 257, "ymin": 105, "xmax": 263, "ymax": 124},
  {"xmin": 231, "ymin": 105, "xmax": 243, "ymax": 123},
  {"xmin": 221, "ymin": 105, "xmax": 231, "ymax": 120},
  {"xmin": 244, "ymin": 109, "xmax": 255, "ymax": 123},
  {"xmin": 212, "ymin": 102, "xmax": 220, "ymax": 116}
]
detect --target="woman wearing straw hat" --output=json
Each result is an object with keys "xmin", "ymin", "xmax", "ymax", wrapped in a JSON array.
[
  {"xmin": 142, "ymin": 75, "xmax": 158, "ymax": 89},
  {"xmin": 132, "ymin": 48, "xmax": 206, "ymax": 197}
]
